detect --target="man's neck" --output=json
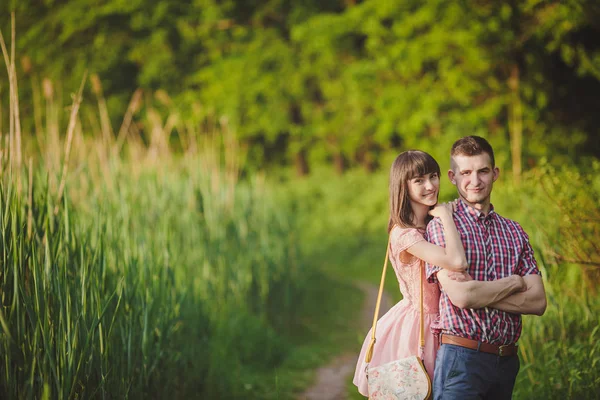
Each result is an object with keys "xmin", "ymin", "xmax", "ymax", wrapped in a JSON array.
[{"xmin": 460, "ymin": 197, "xmax": 491, "ymax": 216}]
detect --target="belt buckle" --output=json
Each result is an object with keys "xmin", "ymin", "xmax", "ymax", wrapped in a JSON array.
[{"xmin": 498, "ymin": 345, "xmax": 509, "ymax": 356}]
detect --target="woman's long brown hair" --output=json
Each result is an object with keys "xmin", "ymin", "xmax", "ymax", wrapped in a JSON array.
[{"xmin": 388, "ymin": 150, "xmax": 441, "ymax": 232}]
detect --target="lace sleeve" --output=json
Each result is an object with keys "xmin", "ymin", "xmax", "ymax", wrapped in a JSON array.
[{"xmin": 389, "ymin": 227, "xmax": 425, "ymax": 260}]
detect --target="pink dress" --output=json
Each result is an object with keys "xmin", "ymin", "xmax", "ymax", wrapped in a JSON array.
[{"xmin": 353, "ymin": 227, "xmax": 440, "ymax": 397}]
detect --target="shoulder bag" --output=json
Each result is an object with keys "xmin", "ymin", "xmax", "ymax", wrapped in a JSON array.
[{"xmin": 365, "ymin": 233, "xmax": 432, "ymax": 399}]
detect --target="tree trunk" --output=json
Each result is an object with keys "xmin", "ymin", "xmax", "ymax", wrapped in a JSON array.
[
  {"xmin": 508, "ymin": 64, "xmax": 522, "ymax": 185},
  {"xmin": 356, "ymin": 146, "xmax": 378, "ymax": 172},
  {"xmin": 295, "ymin": 150, "xmax": 309, "ymax": 177},
  {"xmin": 333, "ymin": 152, "xmax": 346, "ymax": 175}
]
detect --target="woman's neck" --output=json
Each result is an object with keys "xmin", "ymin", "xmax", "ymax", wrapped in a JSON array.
[{"xmin": 411, "ymin": 203, "xmax": 430, "ymax": 229}]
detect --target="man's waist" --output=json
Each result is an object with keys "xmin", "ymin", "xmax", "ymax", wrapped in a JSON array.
[
  {"xmin": 441, "ymin": 334, "xmax": 518, "ymax": 357},
  {"xmin": 438, "ymin": 304, "xmax": 522, "ymax": 342},
  {"xmin": 439, "ymin": 326, "xmax": 521, "ymax": 345}
]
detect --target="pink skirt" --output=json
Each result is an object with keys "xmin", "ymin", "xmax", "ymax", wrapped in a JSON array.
[{"xmin": 353, "ymin": 299, "xmax": 439, "ymax": 397}]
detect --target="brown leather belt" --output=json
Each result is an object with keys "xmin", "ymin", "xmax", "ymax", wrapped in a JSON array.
[{"xmin": 441, "ymin": 334, "xmax": 518, "ymax": 357}]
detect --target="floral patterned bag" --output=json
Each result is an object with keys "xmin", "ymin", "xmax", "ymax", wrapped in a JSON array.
[
  {"xmin": 364, "ymin": 234, "xmax": 432, "ymax": 400},
  {"xmin": 366, "ymin": 355, "xmax": 431, "ymax": 399}
]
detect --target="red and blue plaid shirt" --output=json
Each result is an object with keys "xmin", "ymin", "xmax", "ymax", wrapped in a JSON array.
[{"xmin": 426, "ymin": 199, "xmax": 541, "ymax": 345}]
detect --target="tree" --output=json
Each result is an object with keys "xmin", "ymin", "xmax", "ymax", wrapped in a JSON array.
[{"xmin": 2, "ymin": 0, "xmax": 600, "ymax": 175}]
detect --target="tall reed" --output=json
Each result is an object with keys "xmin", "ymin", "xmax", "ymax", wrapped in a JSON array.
[{"xmin": 0, "ymin": 17, "xmax": 303, "ymax": 399}]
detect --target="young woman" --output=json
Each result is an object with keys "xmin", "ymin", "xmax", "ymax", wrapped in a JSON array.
[{"xmin": 353, "ymin": 150, "xmax": 525, "ymax": 397}]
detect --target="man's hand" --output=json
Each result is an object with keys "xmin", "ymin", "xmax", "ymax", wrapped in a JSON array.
[{"xmin": 488, "ymin": 274, "xmax": 546, "ymax": 315}]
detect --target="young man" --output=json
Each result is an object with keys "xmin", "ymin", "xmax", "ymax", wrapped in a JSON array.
[{"xmin": 426, "ymin": 136, "xmax": 547, "ymax": 400}]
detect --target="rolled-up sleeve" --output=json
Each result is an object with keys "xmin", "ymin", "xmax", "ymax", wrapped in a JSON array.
[
  {"xmin": 425, "ymin": 218, "xmax": 446, "ymax": 283},
  {"xmin": 515, "ymin": 225, "xmax": 541, "ymax": 277}
]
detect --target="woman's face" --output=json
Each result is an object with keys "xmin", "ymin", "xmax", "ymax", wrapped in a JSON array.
[{"xmin": 407, "ymin": 172, "xmax": 440, "ymax": 208}]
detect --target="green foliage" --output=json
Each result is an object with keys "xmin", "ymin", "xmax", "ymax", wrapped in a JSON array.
[
  {"xmin": 515, "ymin": 293, "xmax": 600, "ymax": 399},
  {"xmin": 2, "ymin": 0, "xmax": 600, "ymax": 172},
  {"xmin": 491, "ymin": 163, "xmax": 600, "ymax": 398}
]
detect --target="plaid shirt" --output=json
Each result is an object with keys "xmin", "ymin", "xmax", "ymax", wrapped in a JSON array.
[{"xmin": 426, "ymin": 199, "xmax": 540, "ymax": 345}]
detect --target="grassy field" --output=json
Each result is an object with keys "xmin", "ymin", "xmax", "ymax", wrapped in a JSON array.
[{"xmin": 0, "ymin": 131, "xmax": 374, "ymax": 399}]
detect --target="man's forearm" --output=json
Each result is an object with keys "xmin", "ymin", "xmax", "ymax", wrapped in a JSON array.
[
  {"xmin": 489, "ymin": 275, "xmax": 547, "ymax": 315},
  {"xmin": 461, "ymin": 276, "xmax": 525, "ymax": 309},
  {"xmin": 438, "ymin": 271, "xmax": 525, "ymax": 309}
]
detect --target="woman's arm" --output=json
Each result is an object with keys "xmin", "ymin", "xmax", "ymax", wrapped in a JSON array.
[
  {"xmin": 436, "ymin": 270, "xmax": 527, "ymax": 309},
  {"xmin": 406, "ymin": 203, "xmax": 468, "ymax": 272}
]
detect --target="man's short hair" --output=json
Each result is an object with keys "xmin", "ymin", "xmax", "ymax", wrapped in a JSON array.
[{"xmin": 451, "ymin": 136, "xmax": 495, "ymax": 167}]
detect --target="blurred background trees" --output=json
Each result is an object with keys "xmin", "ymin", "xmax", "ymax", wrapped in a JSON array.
[{"xmin": 1, "ymin": 0, "xmax": 599, "ymax": 174}]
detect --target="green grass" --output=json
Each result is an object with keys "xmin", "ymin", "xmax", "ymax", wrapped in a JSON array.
[
  {"xmin": 0, "ymin": 145, "xmax": 378, "ymax": 399},
  {"xmin": 3, "ymin": 146, "xmax": 597, "ymax": 399},
  {"xmin": 0, "ymin": 152, "xmax": 307, "ymax": 399}
]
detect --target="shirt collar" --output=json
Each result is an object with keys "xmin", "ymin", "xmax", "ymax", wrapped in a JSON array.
[{"xmin": 456, "ymin": 198, "xmax": 496, "ymax": 222}]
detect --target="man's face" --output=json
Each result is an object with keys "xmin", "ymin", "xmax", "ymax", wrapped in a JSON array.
[{"xmin": 448, "ymin": 153, "xmax": 499, "ymax": 207}]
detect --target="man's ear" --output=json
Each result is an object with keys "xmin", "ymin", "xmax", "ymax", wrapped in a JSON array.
[
  {"xmin": 492, "ymin": 167, "xmax": 500, "ymax": 182},
  {"xmin": 448, "ymin": 169, "xmax": 457, "ymax": 185}
]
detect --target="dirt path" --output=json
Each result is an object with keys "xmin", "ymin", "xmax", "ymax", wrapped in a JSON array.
[{"xmin": 298, "ymin": 282, "xmax": 393, "ymax": 400}]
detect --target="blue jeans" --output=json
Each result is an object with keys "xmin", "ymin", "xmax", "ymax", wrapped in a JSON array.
[{"xmin": 433, "ymin": 343, "xmax": 520, "ymax": 400}]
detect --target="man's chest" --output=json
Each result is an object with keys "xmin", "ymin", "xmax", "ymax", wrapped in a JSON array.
[{"xmin": 458, "ymin": 219, "xmax": 523, "ymax": 280}]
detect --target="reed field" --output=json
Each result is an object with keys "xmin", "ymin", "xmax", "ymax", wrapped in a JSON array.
[
  {"xmin": 0, "ymin": 33, "xmax": 368, "ymax": 398},
  {"xmin": 0, "ymin": 32, "xmax": 345, "ymax": 397},
  {"xmin": 0, "ymin": 119, "xmax": 308, "ymax": 398},
  {"xmin": 1, "ymin": 13, "xmax": 599, "ymax": 400}
]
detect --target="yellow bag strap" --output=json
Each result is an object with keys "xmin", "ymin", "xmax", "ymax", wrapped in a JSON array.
[{"xmin": 365, "ymin": 228, "xmax": 425, "ymax": 363}]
